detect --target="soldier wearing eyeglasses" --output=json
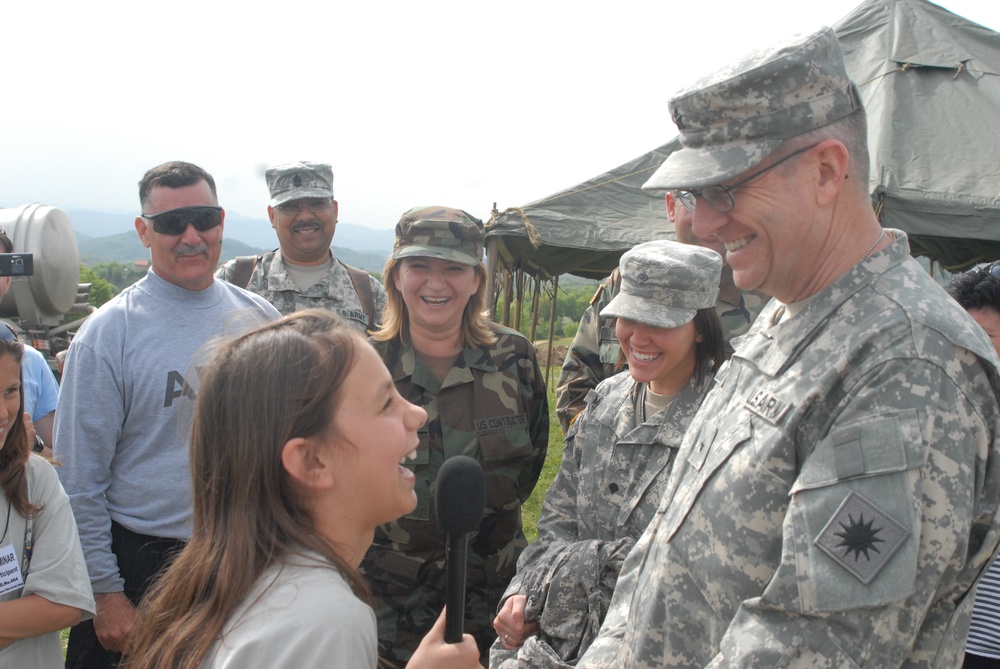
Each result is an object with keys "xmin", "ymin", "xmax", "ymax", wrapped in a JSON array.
[
  {"xmin": 576, "ymin": 27, "xmax": 1000, "ymax": 669},
  {"xmin": 216, "ymin": 161, "xmax": 387, "ymax": 332},
  {"xmin": 554, "ymin": 190, "xmax": 768, "ymax": 434},
  {"xmin": 54, "ymin": 161, "xmax": 281, "ymax": 668}
]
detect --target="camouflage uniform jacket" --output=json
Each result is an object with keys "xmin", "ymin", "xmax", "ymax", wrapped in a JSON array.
[
  {"xmin": 215, "ymin": 248, "xmax": 387, "ymax": 330},
  {"xmin": 555, "ymin": 271, "xmax": 766, "ymax": 433},
  {"xmin": 491, "ymin": 368, "xmax": 713, "ymax": 669},
  {"xmin": 361, "ymin": 324, "xmax": 549, "ymax": 664},
  {"xmin": 578, "ymin": 231, "xmax": 1000, "ymax": 669}
]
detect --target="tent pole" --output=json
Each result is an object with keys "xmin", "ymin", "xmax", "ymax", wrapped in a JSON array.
[
  {"xmin": 528, "ymin": 275, "xmax": 541, "ymax": 342},
  {"xmin": 501, "ymin": 269, "xmax": 513, "ymax": 326},
  {"xmin": 545, "ymin": 275, "xmax": 559, "ymax": 388},
  {"xmin": 513, "ymin": 269, "xmax": 524, "ymax": 331},
  {"xmin": 485, "ymin": 238, "xmax": 499, "ymax": 320}
]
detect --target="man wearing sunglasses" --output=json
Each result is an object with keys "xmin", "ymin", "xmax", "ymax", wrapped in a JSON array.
[
  {"xmin": 216, "ymin": 161, "xmax": 387, "ymax": 332},
  {"xmin": 554, "ymin": 190, "xmax": 768, "ymax": 433},
  {"xmin": 55, "ymin": 161, "xmax": 281, "ymax": 668},
  {"xmin": 576, "ymin": 28, "xmax": 1000, "ymax": 669}
]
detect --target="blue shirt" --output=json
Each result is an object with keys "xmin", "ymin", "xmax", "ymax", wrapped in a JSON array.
[{"xmin": 22, "ymin": 343, "xmax": 59, "ymax": 420}]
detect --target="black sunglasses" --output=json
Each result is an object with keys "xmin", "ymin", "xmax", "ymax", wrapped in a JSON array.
[
  {"xmin": 140, "ymin": 206, "xmax": 223, "ymax": 236},
  {"xmin": 0, "ymin": 323, "xmax": 19, "ymax": 343},
  {"xmin": 979, "ymin": 262, "xmax": 1000, "ymax": 279}
]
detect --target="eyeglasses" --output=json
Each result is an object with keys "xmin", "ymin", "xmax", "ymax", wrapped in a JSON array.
[
  {"xmin": 677, "ymin": 143, "xmax": 819, "ymax": 214},
  {"xmin": 275, "ymin": 199, "xmax": 334, "ymax": 215},
  {"xmin": 140, "ymin": 206, "xmax": 224, "ymax": 235},
  {"xmin": 673, "ymin": 191, "xmax": 695, "ymax": 213},
  {"xmin": 979, "ymin": 262, "xmax": 1000, "ymax": 279}
]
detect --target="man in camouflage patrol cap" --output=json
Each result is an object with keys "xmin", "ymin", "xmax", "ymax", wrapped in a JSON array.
[
  {"xmin": 579, "ymin": 26, "xmax": 1000, "ymax": 669},
  {"xmin": 216, "ymin": 161, "xmax": 386, "ymax": 330},
  {"xmin": 555, "ymin": 190, "xmax": 767, "ymax": 433},
  {"xmin": 363, "ymin": 206, "xmax": 548, "ymax": 665}
]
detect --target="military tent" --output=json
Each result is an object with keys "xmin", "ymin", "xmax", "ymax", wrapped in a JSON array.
[
  {"xmin": 486, "ymin": 0, "xmax": 1000, "ymax": 293},
  {"xmin": 837, "ymin": 0, "xmax": 1000, "ymax": 270},
  {"xmin": 485, "ymin": 139, "xmax": 678, "ymax": 285}
]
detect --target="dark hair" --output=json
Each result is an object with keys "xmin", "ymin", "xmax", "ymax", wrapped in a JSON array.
[
  {"xmin": 0, "ymin": 230, "xmax": 11, "ymax": 254},
  {"xmin": 613, "ymin": 306, "xmax": 725, "ymax": 386},
  {"xmin": 138, "ymin": 161, "xmax": 218, "ymax": 210},
  {"xmin": 947, "ymin": 265, "xmax": 1000, "ymax": 312},
  {"xmin": 126, "ymin": 310, "xmax": 368, "ymax": 669},
  {"xmin": 692, "ymin": 307, "xmax": 725, "ymax": 385},
  {"xmin": 0, "ymin": 338, "xmax": 32, "ymax": 517}
]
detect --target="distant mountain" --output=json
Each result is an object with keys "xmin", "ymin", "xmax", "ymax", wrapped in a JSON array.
[
  {"xmin": 67, "ymin": 208, "xmax": 394, "ymax": 273},
  {"xmin": 75, "ymin": 231, "xmax": 388, "ymax": 274}
]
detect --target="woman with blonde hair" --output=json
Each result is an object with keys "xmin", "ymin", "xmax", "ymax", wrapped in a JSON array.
[
  {"xmin": 125, "ymin": 310, "xmax": 479, "ymax": 669},
  {"xmin": 364, "ymin": 206, "xmax": 549, "ymax": 664}
]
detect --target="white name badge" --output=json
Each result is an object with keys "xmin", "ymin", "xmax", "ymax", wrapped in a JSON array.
[{"xmin": 0, "ymin": 543, "xmax": 24, "ymax": 595}]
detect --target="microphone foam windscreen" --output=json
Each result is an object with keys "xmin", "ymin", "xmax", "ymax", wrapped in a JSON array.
[{"xmin": 434, "ymin": 455, "xmax": 486, "ymax": 535}]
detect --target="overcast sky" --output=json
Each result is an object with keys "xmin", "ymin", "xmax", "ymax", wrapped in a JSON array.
[{"xmin": 2, "ymin": 0, "xmax": 998, "ymax": 231}]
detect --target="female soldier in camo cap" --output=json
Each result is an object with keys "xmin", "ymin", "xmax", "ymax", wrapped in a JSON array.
[
  {"xmin": 365, "ymin": 206, "xmax": 549, "ymax": 665},
  {"xmin": 490, "ymin": 239, "xmax": 724, "ymax": 667}
]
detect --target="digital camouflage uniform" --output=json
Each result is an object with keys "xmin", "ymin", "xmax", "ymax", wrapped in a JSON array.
[
  {"xmin": 361, "ymin": 323, "xmax": 549, "ymax": 665},
  {"xmin": 555, "ymin": 269, "xmax": 766, "ymax": 432},
  {"xmin": 578, "ymin": 233, "xmax": 1000, "ymax": 668},
  {"xmin": 491, "ymin": 370, "xmax": 713, "ymax": 668},
  {"xmin": 216, "ymin": 248, "xmax": 387, "ymax": 331}
]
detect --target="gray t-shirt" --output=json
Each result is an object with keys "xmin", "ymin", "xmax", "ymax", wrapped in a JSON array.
[
  {"xmin": 201, "ymin": 552, "xmax": 377, "ymax": 668},
  {"xmin": 54, "ymin": 271, "xmax": 280, "ymax": 592}
]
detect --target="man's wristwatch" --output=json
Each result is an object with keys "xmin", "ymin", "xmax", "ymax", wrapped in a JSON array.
[{"xmin": 32, "ymin": 436, "xmax": 45, "ymax": 453}]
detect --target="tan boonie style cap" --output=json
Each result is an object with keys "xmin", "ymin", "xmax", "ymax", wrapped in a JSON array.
[
  {"xmin": 266, "ymin": 162, "xmax": 334, "ymax": 206},
  {"xmin": 392, "ymin": 206, "xmax": 485, "ymax": 267},
  {"xmin": 643, "ymin": 26, "xmax": 863, "ymax": 193},
  {"xmin": 601, "ymin": 240, "xmax": 722, "ymax": 329}
]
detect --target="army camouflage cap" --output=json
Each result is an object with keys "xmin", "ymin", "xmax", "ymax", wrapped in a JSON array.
[
  {"xmin": 392, "ymin": 206, "xmax": 485, "ymax": 266},
  {"xmin": 266, "ymin": 161, "xmax": 334, "ymax": 206},
  {"xmin": 601, "ymin": 240, "xmax": 721, "ymax": 329},
  {"xmin": 643, "ymin": 26, "xmax": 863, "ymax": 193}
]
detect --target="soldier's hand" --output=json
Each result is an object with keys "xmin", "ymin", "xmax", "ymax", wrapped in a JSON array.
[{"xmin": 494, "ymin": 594, "xmax": 539, "ymax": 650}]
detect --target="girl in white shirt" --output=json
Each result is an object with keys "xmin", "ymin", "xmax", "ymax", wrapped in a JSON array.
[{"xmin": 126, "ymin": 310, "xmax": 479, "ymax": 669}]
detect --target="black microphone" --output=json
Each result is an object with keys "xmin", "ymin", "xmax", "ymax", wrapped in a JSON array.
[{"xmin": 434, "ymin": 455, "xmax": 486, "ymax": 644}]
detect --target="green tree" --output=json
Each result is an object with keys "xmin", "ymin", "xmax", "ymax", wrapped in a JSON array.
[
  {"xmin": 87, "ymin": 261, "xmax": 146, "ymax": 293},
  {"xmin": 79, "ymin": 266, "xmax": 116, "ymax": 308}
]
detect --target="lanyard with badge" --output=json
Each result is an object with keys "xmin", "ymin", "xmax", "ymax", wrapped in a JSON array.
[{"xmin": 0, "ymin": 498, "xmax": 29, "ymax": 596}]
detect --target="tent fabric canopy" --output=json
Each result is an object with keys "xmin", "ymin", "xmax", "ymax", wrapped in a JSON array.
[
  {"xmin": 487, "ymin": 0, "xmax": 1000, "ymax": 283},
  {"xmin": 486, "ymin": 140, "xmax": 679, "ymax": 280},
  {"xmin": 838, "ymin": 0, "xmax": 1000, "ymax": 269}
]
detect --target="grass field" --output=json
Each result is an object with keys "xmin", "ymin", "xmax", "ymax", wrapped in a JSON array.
[{"xmin": 522, "ymin": 368, "xmax": 566, "ymax": 543}]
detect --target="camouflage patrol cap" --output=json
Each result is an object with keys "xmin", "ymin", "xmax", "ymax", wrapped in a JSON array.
[
  {"xmin": 392, "ymin": 206, "xmax": 485, "ymax": 267},
  {"xmin": 642, "ymin": 26, "xmax": 863, "ymax": 193},
  {"xmin": 266, "ymin": 161, "xmax": 334, "ymax": 206},
  {"xmin": 601, "ymin": 240, "xmax": 721, "ymax": 329}
]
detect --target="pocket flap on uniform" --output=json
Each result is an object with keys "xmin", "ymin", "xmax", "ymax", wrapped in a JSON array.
[
  {"xmin": 479, "ymin": 429, "xmax": 532, "ymax": 461},
  {"xmin": 792, "ymin": 409, "xmax": 926, "ymax": 493}
]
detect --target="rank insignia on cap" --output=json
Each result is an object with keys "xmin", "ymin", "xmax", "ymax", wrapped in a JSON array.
[
  {"xmin": 814, "ymin": 490, "xmax": 910, "ymax": 584},
  {"xmin": 293, "ymin": 175, "xmax": 302, "ymax": 187}
]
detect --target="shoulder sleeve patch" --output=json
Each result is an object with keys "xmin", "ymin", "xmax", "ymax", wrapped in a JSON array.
[{"xmin": 814, "ymin": 490, "xmax": 911, "ymax": 585}]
